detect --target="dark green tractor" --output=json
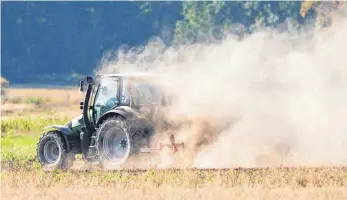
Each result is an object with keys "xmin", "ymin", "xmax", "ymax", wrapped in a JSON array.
[{"xmin": 37, "ymin": 73, "xmax": 183, "ymax": 170}]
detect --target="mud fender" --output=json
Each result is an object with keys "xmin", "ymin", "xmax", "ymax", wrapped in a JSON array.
[
  {"xmin": 96, "ymin": 106, "xmax": 144, "ymax": 126},
  {"xmin": 45, "ymin": 125, "xmax": 73, "ymax": 150}
]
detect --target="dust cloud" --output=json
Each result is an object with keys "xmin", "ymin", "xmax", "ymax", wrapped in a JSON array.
[{"xmin": 97, "ymin": 15, "xmax": 347, "ymax": 169}]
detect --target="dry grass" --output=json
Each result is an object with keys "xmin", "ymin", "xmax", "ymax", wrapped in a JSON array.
[
  {"xmin": 1, "ymin": 88, "xmax": 82, "ymax": 119},
  {"xmin": 3, "ymin": 167, "xmax": 347, "ymax": 188},
  {"xmin": 1, "ymin": 167, "xmax": 347, "ymax": 200},
  {"xmin": 3, "ymin": 88, "xmax": 81, "ymax": 102},
  {"xmin": 2, "ymin": 187, "xmax": 346, "ymax": 200},
  {"xmin": 2, "ymin": 161, "xmax": 347, "ymax": 199}
]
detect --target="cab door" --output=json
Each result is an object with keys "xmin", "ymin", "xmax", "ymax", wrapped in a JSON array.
[{"xmin": 92, "ymin": 77, "xmax": 120, "ymax": 123}]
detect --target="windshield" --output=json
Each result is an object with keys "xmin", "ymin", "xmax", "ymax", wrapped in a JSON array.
[{"xmin": 94, "ymin": 77, "xmax": 119, "ymax": 108}]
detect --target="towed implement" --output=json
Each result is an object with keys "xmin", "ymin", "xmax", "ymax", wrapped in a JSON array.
[{"xmin": 36, "ymin": 73, "xmax": 184, "ymax": 170}]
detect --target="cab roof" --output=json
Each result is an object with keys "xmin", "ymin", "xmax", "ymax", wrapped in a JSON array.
[{"xmin": 97, "ymin": 72, "xmax": 155, "ymax": 79}]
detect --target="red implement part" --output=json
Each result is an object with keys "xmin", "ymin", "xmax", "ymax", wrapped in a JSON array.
[{"xmin": 140, "ymin": 134, "xmax": 184, "ymax": 153}]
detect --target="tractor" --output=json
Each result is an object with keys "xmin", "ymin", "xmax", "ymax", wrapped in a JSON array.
[{"xmin": 36, "ymin": 73, "xmax": 183, "ymax": 170}]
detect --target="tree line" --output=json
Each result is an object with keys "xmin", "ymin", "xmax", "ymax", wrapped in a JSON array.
[{"xmin": 2, "ymin": 1, "xmax": 345, "ymax": 85}]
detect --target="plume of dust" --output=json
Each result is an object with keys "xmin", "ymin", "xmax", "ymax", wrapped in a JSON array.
[{"xmin": 97, "ymin": 15, "xmax": 347, "ymax": 169}]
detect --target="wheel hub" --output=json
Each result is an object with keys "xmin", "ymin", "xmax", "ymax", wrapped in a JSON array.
[
  {"xmin": 103, "ymin": 127, "xmax": 131, "ymax": 163},
  {"xmin": 120, "ymin": 139, "xmax": 127, "ymax": 149},
  {"xmin": 43, "ymin": 141, "xmax": 60, "ymax": 164}
]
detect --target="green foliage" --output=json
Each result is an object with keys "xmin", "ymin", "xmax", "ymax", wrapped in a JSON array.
[
  {"xmin": 5, "ymin": 96, "xmax": 50, "ymax": 105},
  {"xmin": 25, "ymin": 97, "xmax": 50, "ymax": 106},
  {"xmin": 1, "ymin": 115, "xmax": 70, "ymax": 169},
  {"xmin": 300, "ymin": 1, "xmax": 347, "ymax": 28},
  {"xmin": 1, "ymin": 135, "xmax": 38, "ymax": 169},
  {"xmin": 1, "ymin": 76, "xmax": 9, "ymax": 86},
  {"xmin": 8, "ymin": 96, "xmax": 23, "ymax": 104},
  {"xmin": 173, "ymin": 1, "xmax": 304, "ymax": 44},
  {"xmin": 4, "ymin": 96, "xmax": 50, "ymax": 106},
  {"xmin": 2, "ymin": 2, "xmax": 182, "ymax": 84},
  {"xmin": 174, "ymin": 1, "xmax": 225, "ymax": 44},
  {"xmin": 1, "ymin": 115, "xmax": 69, "ymax": 135},
  {"xmin": 3, "ymin": 1, "xmax": 341, "ymax": 85},
  {"xmin": 139, "ymin": 2, "xmax": 152, "ymax": 14}
]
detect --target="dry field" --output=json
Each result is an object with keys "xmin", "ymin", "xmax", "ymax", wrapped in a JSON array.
[
  {"xmin": 1, "ymin": 88, "xmax": 347, "ymax": 200},
  {"xmin": 1, "ymin": 87, "xmax": 83, "ymax": 119},
  {"xmin": 2, "ymin": 167, "xmax": 347, "ymax": 200}
]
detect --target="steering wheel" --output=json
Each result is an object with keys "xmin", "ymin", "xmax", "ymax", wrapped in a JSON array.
[{"xmin": 105, "ymin": 97, "xmax": 118, "ymax": 107}]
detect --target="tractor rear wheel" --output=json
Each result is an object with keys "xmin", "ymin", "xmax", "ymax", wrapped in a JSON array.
[
  {"xmin": 96, "ymin": 117, "xmax": 134, "ymax": 169},
  {"xmin": 37, "ymin": 131, "xmax": 74, "ymax": 170}
]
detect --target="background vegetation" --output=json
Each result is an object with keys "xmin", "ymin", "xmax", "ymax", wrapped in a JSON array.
[{"xmin": 2, "ymin": 1, "xmax": 346, "ymax": 85}]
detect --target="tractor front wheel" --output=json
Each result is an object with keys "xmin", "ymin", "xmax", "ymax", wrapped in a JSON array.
[{"xmin": 37, "ymin": 131, "xmax": 74, "ymax": 170}]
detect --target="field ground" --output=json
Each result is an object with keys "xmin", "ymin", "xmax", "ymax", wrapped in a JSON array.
[
  {"xmin": 3, "ymin": 187, "xmax": 346, "ymax": 200},
  {"xmin": 2, "ymin": 167, "xmax": 347, "ymax": 200},
  {"xmin": 1, "ymin": 88, "xmax": 347, "ymax": 199},
  {"xmin": 1, "ymin": 87, "xmax": 82, "ymax": 120}
]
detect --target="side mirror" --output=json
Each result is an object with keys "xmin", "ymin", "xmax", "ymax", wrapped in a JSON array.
[
  {"xmin": 79, "ymin": 80, "xmax": 84, "ymax": 92},
  {"xmin": 86, "ymin": 76, "xmax": 94, "ymax": 84}
]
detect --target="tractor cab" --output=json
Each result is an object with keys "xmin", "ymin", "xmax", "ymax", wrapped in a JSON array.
[{"xmin": 79, "ymin": 73, "xmax": 164, "ymax": 129}]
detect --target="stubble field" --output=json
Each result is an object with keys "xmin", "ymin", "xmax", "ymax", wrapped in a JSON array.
[{"xmin": 1, "ymin": 88, "xmax": 347, "ymax": 200}]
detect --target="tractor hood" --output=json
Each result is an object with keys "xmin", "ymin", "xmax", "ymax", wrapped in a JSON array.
[{"xmin": 65, "ymin": 114, "xmax": 84, "ymax": 135}]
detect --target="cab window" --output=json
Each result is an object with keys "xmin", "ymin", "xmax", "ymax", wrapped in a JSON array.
[
  {"xmin": 120, "ymin": 78, "xmax": 161, "ymax": 107},
  {"xmin": 94, "ymin": 77, "xmax": 119, "ymax": 108}
]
